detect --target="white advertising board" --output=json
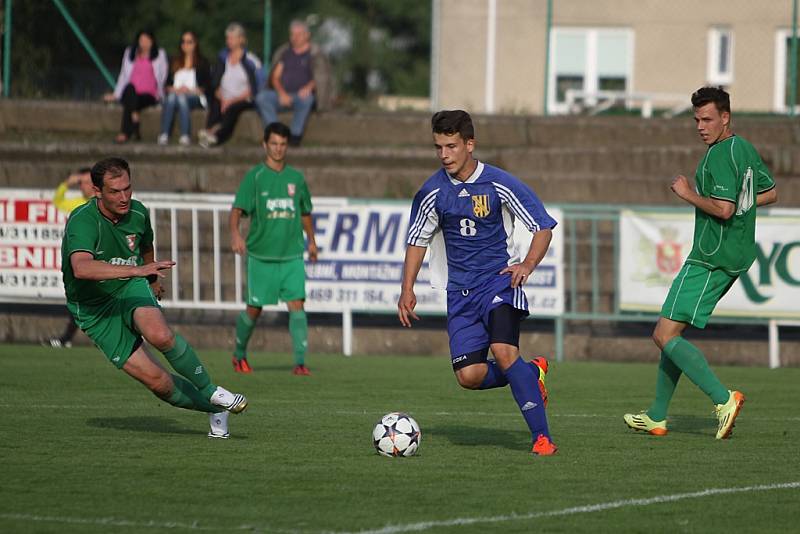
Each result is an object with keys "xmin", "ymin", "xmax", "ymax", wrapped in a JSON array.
[
  {"xmin": 619, "ymin": 208, "xmax": 800, "ymax": 319},
  {"xmin": 0, "ymin": 189, "xmax": 565, "ymax": 316}
]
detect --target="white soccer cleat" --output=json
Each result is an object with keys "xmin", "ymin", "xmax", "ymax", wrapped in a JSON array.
[
  {"xmin": 210, "ymin": 386, "xmax": 248, "ymax": 414},
  {"xmin": 208, "ymin": 411, "xmax": 229, "ymax": 439}
]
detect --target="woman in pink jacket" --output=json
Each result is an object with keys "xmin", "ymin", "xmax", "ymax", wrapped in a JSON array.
[{"xmin": 105, "ymin": 30, "xmax": 168, "ymax": 143}]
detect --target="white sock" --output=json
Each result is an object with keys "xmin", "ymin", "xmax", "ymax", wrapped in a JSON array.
[{"xmin": 208, "ymin": 411, "xmax": 229, "ymax": 438}]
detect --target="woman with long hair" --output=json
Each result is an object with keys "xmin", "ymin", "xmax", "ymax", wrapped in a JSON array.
[
  {"xmin": 105, "ymin": 30, "xmax": 168, "ymax": 143},
  {"xmin": 158, "ymin": 31, "xmax": 210, "ymax": 146}
]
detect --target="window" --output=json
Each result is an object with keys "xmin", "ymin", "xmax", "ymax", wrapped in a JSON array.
[
  {"xmin": 774, "ymin": 30, "xmax": 800, "ymax": 113},
  {"xmin": 707, "ymin": 27, "xmax": 734, "ymax": 85},
  {"xmin": 549, "ymin": 28, "xmax": 633, "ymax": 114}
]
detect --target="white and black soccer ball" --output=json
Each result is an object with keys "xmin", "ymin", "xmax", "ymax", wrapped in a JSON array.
[{"xmin": 372, "ymin": 412, "xmax": 421, "ymax": 457}]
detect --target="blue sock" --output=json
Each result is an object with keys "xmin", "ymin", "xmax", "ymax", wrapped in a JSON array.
[
  {"xmin": 503, "ymin": 357, "xmax": 550, "ymax": 439},
  {"xmin": 479, "ymin": 360, "xmax": 509, "ymax": 389}
]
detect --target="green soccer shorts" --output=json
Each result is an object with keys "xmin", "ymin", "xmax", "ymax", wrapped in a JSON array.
[
  {"xmin": 67, "ymin": 277, "xmax": 160, "ymax": 369},
  {"xmin": 246, "ymin": 256, "xmax": 306, "ymax": 307},
  {"xmin": 660, "ymin": 263, "xmax": 737, "ymax": 328}
]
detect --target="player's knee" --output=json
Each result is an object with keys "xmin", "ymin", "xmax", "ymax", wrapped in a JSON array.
[
  {"xmin": 455, "ymin": 369, "xmax": 483, "ymax": 390},
  {"xmin": 652, "ymin": 327, "xmax": 672, "ymax": 351},
  {"xmin": 146, "ymin": 329, "xmax": 174, "ymax": 351}
]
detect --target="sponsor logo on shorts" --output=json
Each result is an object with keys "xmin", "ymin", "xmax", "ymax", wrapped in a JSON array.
[{"xmin": 522, "ymin": 401, "xmax": 538, "ymax": 411}]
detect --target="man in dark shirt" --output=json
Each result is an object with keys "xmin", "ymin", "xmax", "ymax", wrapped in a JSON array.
[{"xmin": 255, "ymin": 20, "xmax": 331, "ymax": 146}]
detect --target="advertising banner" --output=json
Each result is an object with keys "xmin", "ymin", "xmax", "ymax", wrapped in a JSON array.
[
  {"xmin": 619, "ymin": 208, "xmax": 800, "ymax": 318},
  {"xmin": 0, "ymin": 190, "xmax": 565, "ymax": 317}
]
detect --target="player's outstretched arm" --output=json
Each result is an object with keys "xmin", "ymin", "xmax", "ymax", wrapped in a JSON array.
[
  {"xmin": 398, "ymin": 245, "xmax": 426, "ymax": 328},
  {"xmin": 141, "ymin": 244, "xmax": 166, "ymax": 299},
  {"xmin": 70, "ymin": 251, "xmax": 175, "ymax": 281}
]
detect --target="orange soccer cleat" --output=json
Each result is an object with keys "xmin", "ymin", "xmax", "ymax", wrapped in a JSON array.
[
  {"xmin": 232, "ymin": 356, "xmax": 253, "ymax": 374},
  {"xmin": 532, "ymin": 434, "xmax": 558, "ymax": 456}
]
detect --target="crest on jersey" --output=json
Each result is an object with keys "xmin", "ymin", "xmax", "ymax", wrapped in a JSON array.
[
  {"xmin": 287, "ymin": 183, "xmax": 296, "ymax": 196},
  {"xmin": 471, "ymin": 194, "xmax": 490, "ymax": 218},
  {"xmin": 126, "ymin": 234, "xmax": 137, "ymax": 251}
]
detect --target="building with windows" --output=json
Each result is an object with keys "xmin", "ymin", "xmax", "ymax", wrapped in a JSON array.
[{"xmin": 431, "ymin": 0, "xmax": 799, "ymax": 115}]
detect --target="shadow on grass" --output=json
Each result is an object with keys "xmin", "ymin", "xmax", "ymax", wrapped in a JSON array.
[
  {"xmin": 86, "ymin": 416, "xmax": 209, "ymax": 436},
  {"xmin": 665, "ymin": 414, "xmax": 717, "ymax": 436},
  {"xmin": 426, "ymin": 423, "xmax": 527, "ymax": 450},
  {"xmin": 249, "ymin": 364, "xmax": 297, "ymax": 372}
]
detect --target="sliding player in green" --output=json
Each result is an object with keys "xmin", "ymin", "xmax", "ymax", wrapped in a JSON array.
[
  {"xmin": 230, "ymin": 122, "xmax": 318, "ymax": 375},
  {"xmin": 624, "ymin": 87, "xmax": 777, "ymax": 439},
  {"xmin": 62, "ymin": 157, "xmax": 248, "ymax": 439}
]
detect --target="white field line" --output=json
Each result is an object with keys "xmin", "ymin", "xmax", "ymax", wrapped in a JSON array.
[
  {"xmin": 347, "ymin": 481, "xmax": 800, "ymax": 534},
  {"xmin": 2, "ymin": 482, "xmax": 798, "ymax": 533}
]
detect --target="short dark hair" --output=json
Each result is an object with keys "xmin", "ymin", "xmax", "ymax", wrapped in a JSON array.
[
  {"xmin": 691, "ymin": 86, "xmax": 731, "ymax": 114},
  {"xmin": 91, "ymin": 157, "xmax": 130, "ymax": 189},
  {"xmin": 263, "ymin": 122, "xmax": 291, "ymax": 142},
  {"xmin": 431, "ymin": 110, "xmax": 474, "ymax": 140}
]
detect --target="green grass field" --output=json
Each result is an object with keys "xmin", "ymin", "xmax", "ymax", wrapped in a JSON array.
[{"xmin": 1, "ymin": 344, "xmax": 798, "ymax": 533}]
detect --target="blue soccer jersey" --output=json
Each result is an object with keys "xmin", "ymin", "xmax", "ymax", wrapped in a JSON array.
[{"xmin": 406, "ymin": 161, "xmax": 557, "ymax": 291}]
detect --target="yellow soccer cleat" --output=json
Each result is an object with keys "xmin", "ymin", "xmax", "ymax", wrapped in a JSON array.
[
  {"xmin": 715, "ymin": 390, "xmax": 745, "ymax": 439},
  {"xmin": 623, "ymin": 412, "xmax": 668, "ymax": 436}
]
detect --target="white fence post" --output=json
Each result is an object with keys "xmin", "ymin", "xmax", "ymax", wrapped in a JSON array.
[
  {"xmin": 343, "ymin": 308, "xmax": 353, "ymax": 357},
  {"xmin": 768, "ymin": 319, "xmax": 780, "ymax": 369}
]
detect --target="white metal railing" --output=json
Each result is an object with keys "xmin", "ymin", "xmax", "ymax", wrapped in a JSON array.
[
  {"xmin": 768, "ymin": 320, "xmax": 800, "ymax": 369},
  {"xmin": 564, "ymin": 89, "xmax": 691, "ymax": 118},
  {"xmin": 139, "ymin": 193, "xmax": 355, "ymax": 356}
]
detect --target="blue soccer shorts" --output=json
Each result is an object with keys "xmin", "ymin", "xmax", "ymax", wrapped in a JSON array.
[{"xmin": 447, "ymin": 273, "xmax": 529, "ymax": 369}]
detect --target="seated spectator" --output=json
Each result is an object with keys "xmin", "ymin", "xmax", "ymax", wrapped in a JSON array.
[
  {"xmin": 255, "ymin": 20, "xmax": 333, "ymax": 146},
  {"xmin": 104, "ymin": 30, "xmax": 168, "ymax": 143},
  {"xmin": 198, "ymin": 23, "xmax": 262, "ymax": 148},
  {"xmin": 158, "ymin": 31, "xmax": 210, "ymax": 146}
]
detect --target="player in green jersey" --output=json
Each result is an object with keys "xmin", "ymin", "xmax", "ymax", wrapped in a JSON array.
[
  {"xmin": 230, "ymin": 122, "xmax": 318, "ymax": 375},
  {"xmin": 624, "ymin": 87, "xmax": 777, "ymax": 439},
  {"xmin": 62, "ymin": 157, "xmax": 248, "ymax": 439}
]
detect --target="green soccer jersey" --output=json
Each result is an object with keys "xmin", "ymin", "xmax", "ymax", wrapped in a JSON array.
[
  {"xmin": 233, "ymin": 163, "xmax": 313, "ymax": 261},
  {"xmin": 686, "ymin": 135, "xmax": 775, "ymax": 275},
  {"xmin": 61, "ymin": 198, "xmax": 154, "ymax": 305}
]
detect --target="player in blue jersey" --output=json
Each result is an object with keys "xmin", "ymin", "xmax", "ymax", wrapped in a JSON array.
[{"xmin": 398, "ymin": 110, "xmax": 558, "ymax": 455}]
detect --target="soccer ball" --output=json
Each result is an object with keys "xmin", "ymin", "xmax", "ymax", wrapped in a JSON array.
[{"xmin": 372, "ymin": 412, "xmax": 421, "ymax": 457}]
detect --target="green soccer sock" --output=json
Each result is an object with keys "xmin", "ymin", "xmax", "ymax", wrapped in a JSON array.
[
  {"xmin": 646, "ymin": 351, "xmax": 682, "ymax": 422},
  {"xmin": 663, "ymin": 336, "xmax": 729, "ymax": 405},
  {"xmin": 289, "ymin": 310, "xmax": 308, "ymax": 366},
  {"xmin": 162, "ymin": 334, "xmax": 217, "ymax": 399},
  {"xmin": 166, "ymin": 374, "xmax": 223, "ymax": 413},
  {"xmin": 234, "ymin": 311, "xmax": 256, "ymax": 360}
]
